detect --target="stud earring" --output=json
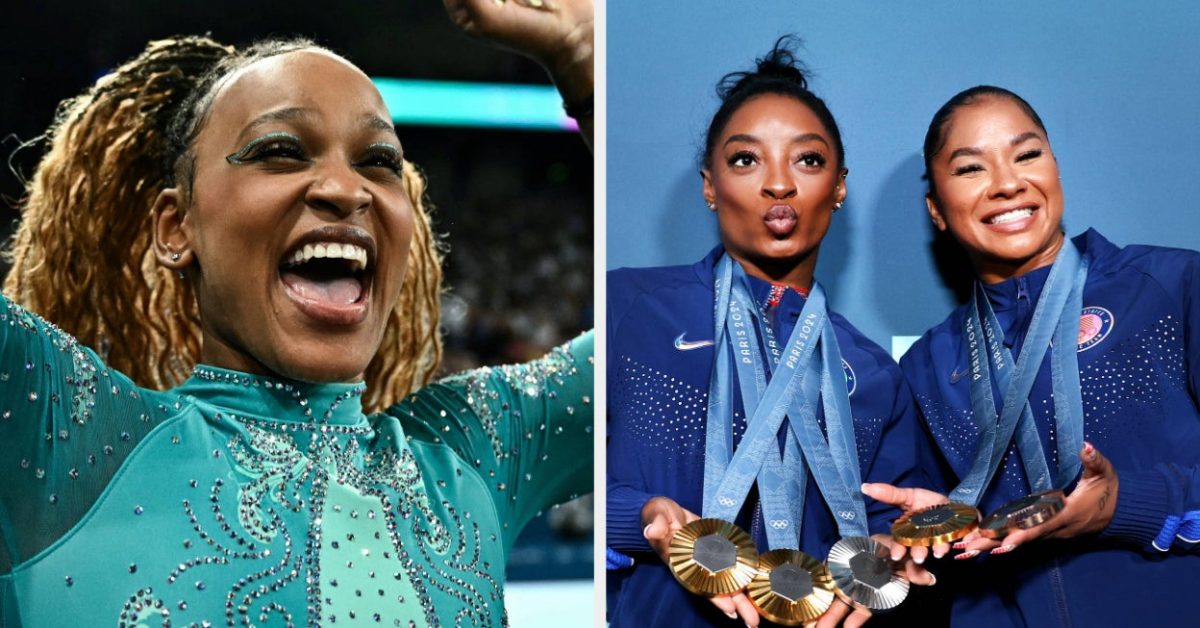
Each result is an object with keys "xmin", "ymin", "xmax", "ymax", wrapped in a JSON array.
[
  {"xmin": 170, "ymin": 251, "xmax": 182, "ymax": 262},
  {"xmin": 833, "ymin": 201, "xmax": 844, "ymax": 212},
  {"xmin": 706, "ymin": 201, "xmax": 716, "ymax": 210}
]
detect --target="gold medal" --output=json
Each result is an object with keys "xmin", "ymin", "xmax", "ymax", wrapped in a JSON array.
[
  {"xmin": 979, "ymin": 489, "xmax": 1065, "ymax": 539},
  {"xmin": 891, "ymin": 502, "xmax": 980, "ymax": 547},
  {"xmin": 747, "ymin": 549, "xmax": 837, "ymax": 626},
  {"xmin": 667, "ymin": 519, "xmax": 759, "ymax": 596},
  {"xmin": 826, "ymin": 537, "xmax": 909, "ymax": 611}
]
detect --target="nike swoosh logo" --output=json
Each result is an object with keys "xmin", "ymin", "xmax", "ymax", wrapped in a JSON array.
[
  {"xmin": 674, "ymin": 333, "xmax": 714, "ymax": 351},
  {"xmin": 949, "ymin": 367, "xmax": 968, "ymax": 384}
]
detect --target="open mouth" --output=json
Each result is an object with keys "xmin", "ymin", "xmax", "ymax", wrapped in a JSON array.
[{"xmin": 278, "ymin": 236, "xmax": 375, "ymax": 325}]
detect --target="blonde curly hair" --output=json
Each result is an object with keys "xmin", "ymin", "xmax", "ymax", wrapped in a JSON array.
[{"xmin": 3, "ymin": 35, "xmax": 443, "ymax": 412}]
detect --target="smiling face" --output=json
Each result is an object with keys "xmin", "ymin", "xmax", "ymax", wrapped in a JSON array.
[
  {"xmin": 154, "ymin": 50, "xmax": 414, "ymax": 383},
  {"xmin": 926, "ymin": 96, "xmax": 1065, "ymax": 283},
  {"xmin": 702, "ymin": 93, "xmax": 846, "ymax": 288}
]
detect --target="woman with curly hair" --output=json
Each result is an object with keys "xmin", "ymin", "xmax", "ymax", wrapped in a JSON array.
[{"xmin": 0, "ymin": 1, "xmax": 592, "ymax": 625}]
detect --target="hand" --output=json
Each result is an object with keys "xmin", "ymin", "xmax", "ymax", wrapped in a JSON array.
[
  {"xmin": 442, "ymin": 0, "xmax": 593, "ymax": 88},
  {"xmin": 861, "ymin": 483, "xmax": 955, "ymax": 562},
  {"xmin": 958, "ymin": 442, "xmax": 1119, "ymax": 556},
  {"xmin": 442, "ymin": 0, "xmax": 593, "ymax": 145},
  {"xmin": 640, "ymin": 496, "xmax": 761, "ymax": 626}
]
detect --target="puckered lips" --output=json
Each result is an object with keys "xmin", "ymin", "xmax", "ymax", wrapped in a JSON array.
[
  {"xmin": 764, "ymin": 204, "xmax": 798, "ymax": 237},
  {"xmin": 981, "ymin": 202, "xmax": 1039, "ymax": 234},
  {"xmin": 278, "ymin": 225, "xmax": 376, "ymax": 326}
]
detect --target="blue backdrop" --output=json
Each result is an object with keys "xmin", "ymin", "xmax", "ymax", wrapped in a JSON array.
[{"xmin": 606, "ymin": 1, "xmax": 1200, "ymax": 354}]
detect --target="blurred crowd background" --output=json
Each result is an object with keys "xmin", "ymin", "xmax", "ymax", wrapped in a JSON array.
[{"xmin": 0, "ymin": 0, "xmax": 593, "ymax": 602}]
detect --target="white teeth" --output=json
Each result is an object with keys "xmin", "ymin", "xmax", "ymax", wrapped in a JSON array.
[
  {"xmin": 989, "ymin": 208, "xmax": 1034, "ymax": 225},
  {"xmin": 285, "ymin": 242, "xmax": 370, "ymax": 271}
]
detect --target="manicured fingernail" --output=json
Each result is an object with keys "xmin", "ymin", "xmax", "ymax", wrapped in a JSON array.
[
  {"xmin": 991, "ymin": 545, "xmax": 1016, "ymax": 555},
  {"xmin": 933, "ymin": 549, "xmax": 946, "ymax": 559},
  {"xmin": 725, "ymin": 612, "xmax": 737, "ymax": 619},
  {"xmin": 913, "ymin": 554, "xmax": 925, "ymax": 565},
  {"xmin": 955, "ymin": 549, "xmax": 980, "ymax": 560},
  {"xmin": 927, "ymin": 573, "xmax": 937, "ymax": 586},
  {"xmin": 860, "ymin": 483, "xmax": 870, "ymax": 493},
  {"xmin": 952, "ymin": 542, "xmax": 967, "ymax": 550},
  {"xmin": 642, "ymin": 524, "xmax": 652, "ymax": 538}
]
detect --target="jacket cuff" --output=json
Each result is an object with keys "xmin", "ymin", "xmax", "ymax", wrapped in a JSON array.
[
  {"xmin": 1102, "ymin": 468, "xmax": 1172, "ymax": 549},
  {"xmin": 607, "ymin": 487, "xmax": 655, "ymax": 552}
]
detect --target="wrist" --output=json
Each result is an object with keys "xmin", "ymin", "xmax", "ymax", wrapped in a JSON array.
[{"xmin": 544, "ymin": 19, "xmax": 593, "ymax": 112}]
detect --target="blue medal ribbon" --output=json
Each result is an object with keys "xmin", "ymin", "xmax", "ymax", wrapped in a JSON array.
[
  {"xmin": 950, "ymin": 242, "xmax": 1088, "ymax": 505},
  {"xmin": 702, "ymin": 255, "xmax": 868, "ymax": 547}
]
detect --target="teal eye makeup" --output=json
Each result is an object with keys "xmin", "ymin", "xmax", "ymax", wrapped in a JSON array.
[
  {"xmin": 226, "ymin": 131, "xmax": 304, "ymax": 165},
  {"xmin": 360, "ymin": 142, "xmax": 404, "ymax": 173}
]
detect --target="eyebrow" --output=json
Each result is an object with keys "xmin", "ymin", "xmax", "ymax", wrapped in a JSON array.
[
  {"xmin": 360, "ymin": 113, "xmax": 399, "ymax": 137},
  {"xmin": 947, "ymin": 131, "xmax": 1046, "ymax": 161},
  {"xmin": 240, "ymin": 108, "xmax": 400, "ymax": 141},
  {"xmin": 723, "ymin": 132, "xmax": 829, "ymax": 148},
  {"xmin": 242, "ymin": 107, "xmax": 313, "ymax": 136}
]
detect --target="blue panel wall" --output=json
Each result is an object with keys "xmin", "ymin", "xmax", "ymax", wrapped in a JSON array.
[{"xmin": 606, "ymin": 1, "xmax": 1200, "ymax": 350}]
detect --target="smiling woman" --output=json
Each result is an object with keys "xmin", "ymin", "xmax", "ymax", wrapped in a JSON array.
[{"xmin": 0, "ymin": 1, "xmax": 593, "ymax": 626}]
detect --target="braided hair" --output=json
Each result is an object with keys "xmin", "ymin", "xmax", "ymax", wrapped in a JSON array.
[{"xmin": 4, "ymin": 36, "xmax": 444, "ymax": 412}]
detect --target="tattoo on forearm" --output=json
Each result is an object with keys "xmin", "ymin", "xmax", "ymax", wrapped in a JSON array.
[{"xmin": 1097, "ymin": 485, "xmax": 1111, "ymax": 513}]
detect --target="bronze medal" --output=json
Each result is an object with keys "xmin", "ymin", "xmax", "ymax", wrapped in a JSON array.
[
  {"xmin": 747, "ymin": 549, "xmax": 837, "ymax": 626},
  {"xmin": 667, "ymin": 519, "xmax": 759, "ymax": 596},
  {"xmin": 891, "ymin": 502, "xmax": 980, "ymax": 547},
  {"xmin": 979, "ymin": 489, "xmax": 1066, "ymax": 539},
  {"xmin": 826, "ymin": 537, "xmax": 909, "ymax": 611}
]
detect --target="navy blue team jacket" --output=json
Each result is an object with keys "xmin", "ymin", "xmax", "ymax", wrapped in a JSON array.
[
  {"xmin": 607, "ymin": 248, "xmax": 934, "ymax": 627},
  {"xmin": 902, "ymin": 230, "xmax": 1200, "ymax": 627}
]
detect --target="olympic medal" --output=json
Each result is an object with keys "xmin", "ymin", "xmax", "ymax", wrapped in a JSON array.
[
  {"xmin": 979, "ymin": 489, "xmax": 1066, "ymax": 539},
  {"xmin": 747, "ymin": 549, "xmax": 837, "ymax": 626},
  {"xmin": 826, "ymin": 537, "xmax": 909, "ymax": 611},
  {"xmin": 667, "ymin": 519, "xmax": 759, "ymax": 596},
  {"xmin": 891, "ymin": 502, "xmax": 980, "ymax": 547}
]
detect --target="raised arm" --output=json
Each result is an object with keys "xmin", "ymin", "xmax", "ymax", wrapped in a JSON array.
[{"xmin": 443, "ymin": 0, "xmax": 594, "ymax": 146}]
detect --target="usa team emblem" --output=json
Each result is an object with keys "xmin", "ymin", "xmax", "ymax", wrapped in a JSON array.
[
  {"xmin": 842, "ymin": 359, "xmax": 857, "ymax": 397},
  {"xmin": 1077, "ymin": 306, "xmax": 1114, "ymax": 352}
]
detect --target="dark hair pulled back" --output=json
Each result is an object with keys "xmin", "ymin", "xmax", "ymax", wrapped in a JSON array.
[
  {"xmin": 703, "ymin": 35, "xmax": 845, "ymax": 170},
  {"xmin": 922, "ymin": 85, "xmax": 1048, "ymax": 186}
]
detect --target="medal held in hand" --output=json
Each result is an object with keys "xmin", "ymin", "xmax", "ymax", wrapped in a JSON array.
[
  {"xmin": 747, "ymin": 549, "xmax": 837, "ymax": 626},
  {"xmin": 826, "ymin": 537, "xmax": 909, "ymax": 611},
  {"xmin": 891, "ymin": 502, "xmax": 980, "ymax": 547},
  {"xmin": 668, "ymin": 519, "xmax": 760, "ymax": 596},
  {"xmin": 979, "ymin": 489, "xmax": 1066, "ymax": 539}
]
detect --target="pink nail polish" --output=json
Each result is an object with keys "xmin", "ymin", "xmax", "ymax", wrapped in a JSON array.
[
  {"xmin": 991, "ymin": 544, "xmax": 1016, "ymax": 555},
  {"xmin": 954, "ymin": 550, "xmax": 979, "ymax": 560},
  {"xmin": 952, "ymin": 542, "xmax": 967, "ymax": 550}
]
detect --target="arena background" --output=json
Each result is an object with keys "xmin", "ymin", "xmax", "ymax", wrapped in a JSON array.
[
  {"xmin": 0, "ymin": 2, "xmax": 592, "ymax": 625},
  {"xmin": 606, "ymin": 0, "xmax": 1200, "ymax": 358}
]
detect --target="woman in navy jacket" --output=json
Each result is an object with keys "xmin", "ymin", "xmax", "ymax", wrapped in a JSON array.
[
  {"xmin": 607, "ymin": 38, "xmax": 939, "ymax": 628},
  {"xmin": 869, "ymin": 86, "xmax": 1200, "ymax": 627}
]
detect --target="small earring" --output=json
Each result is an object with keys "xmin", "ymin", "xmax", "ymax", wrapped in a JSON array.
[
  {"xmin": 706, "ymin": 201, "xmax": 716, "ymax": 210},
  {"xmin": 833, "ymin": 201, "xmax": 844, "ymax": 212},
  {"xmin": 170, "ymin": 251, "xmax": 182, "ymax": 262}
]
